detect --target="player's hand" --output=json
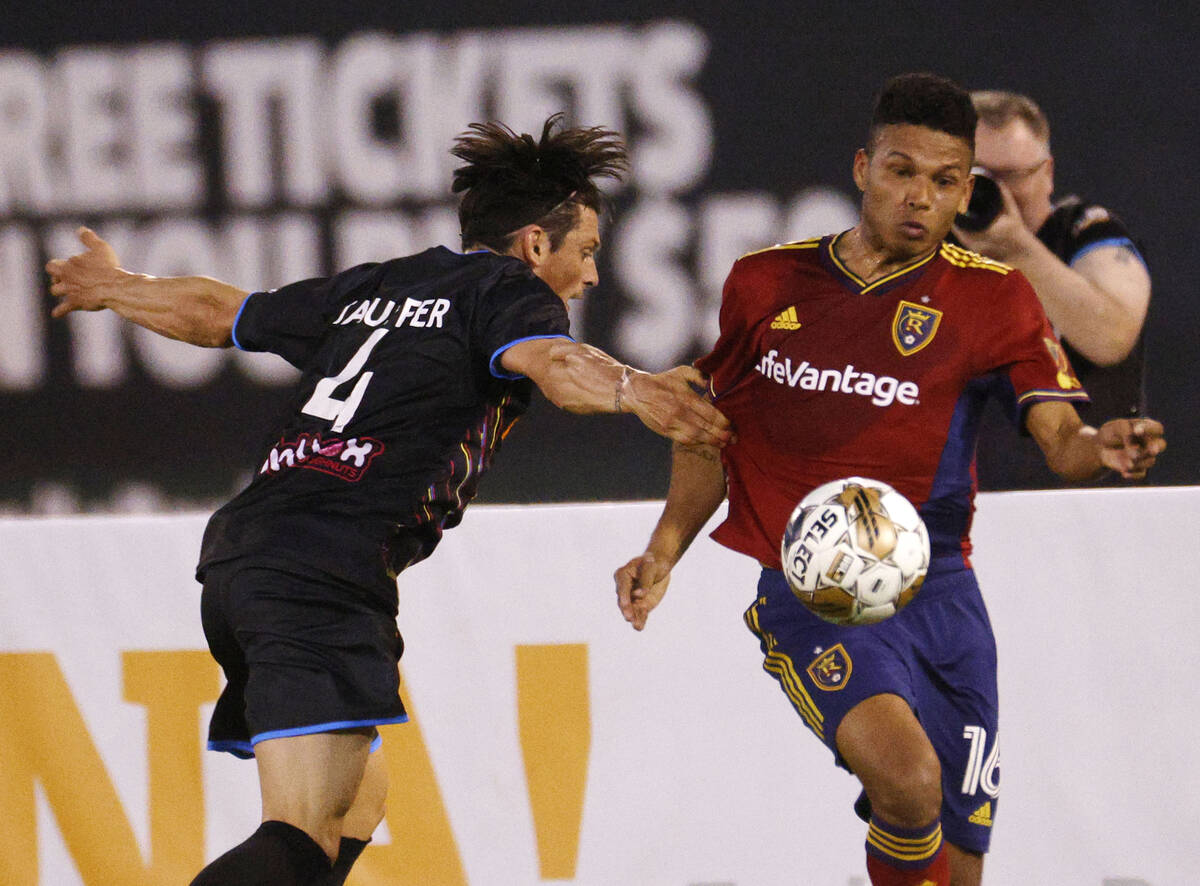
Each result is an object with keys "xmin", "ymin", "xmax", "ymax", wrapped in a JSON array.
[
  {"xmin": 624, "ymin": 366, "xmax": 734, "ymax": 448},
  {"xmin": 45, "ymin": 227, "xmax": 125, "ymax": 318},
  {"xmin": 614, "ymin": 552, "xmax": 672, "ymax": 631},
  {"xmin": 951, "ymin": 176, "xmax": 1038, "ymax": 262},
  {"xmin": 1097, "ymin": 418, "xmax": 1166, "ymax": 479}
]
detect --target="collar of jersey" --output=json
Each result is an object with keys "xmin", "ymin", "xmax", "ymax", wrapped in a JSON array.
[{"xmin": 823, "ymin": 231, "xmax": 939, "ymax": 296}]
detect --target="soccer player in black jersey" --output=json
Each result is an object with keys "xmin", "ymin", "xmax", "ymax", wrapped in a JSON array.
[{"xmin": 47, "ymin": 115, "xmax": 732, "ymax": 886}]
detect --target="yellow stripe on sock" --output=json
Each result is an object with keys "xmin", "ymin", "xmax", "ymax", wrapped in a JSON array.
[{"xmin": 866, "ymin": 821, "xmax": 943, "ymax": 862}]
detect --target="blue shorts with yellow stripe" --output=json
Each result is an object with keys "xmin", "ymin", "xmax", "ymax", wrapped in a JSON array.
[{"xmin": 745, "ymin": 556, "xmax": 999, "ymax": 853}]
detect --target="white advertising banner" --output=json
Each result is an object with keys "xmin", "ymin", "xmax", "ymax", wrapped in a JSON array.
[{"xmin": 1, "ymin": 487, "xmax": 1197, "ymax": 885}]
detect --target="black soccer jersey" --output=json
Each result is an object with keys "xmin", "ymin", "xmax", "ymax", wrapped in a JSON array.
[{"xmin": 197, "ymin": 247, "xmax": 570, "ymax": 605}]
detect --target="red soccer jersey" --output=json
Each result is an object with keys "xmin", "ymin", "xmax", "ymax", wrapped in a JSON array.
[{"xmin": 696, "ymin": 234, "xmax": 1087, "ymax": 568}]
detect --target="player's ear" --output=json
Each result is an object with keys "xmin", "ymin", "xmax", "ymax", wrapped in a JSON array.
[
  {"xmin": 852, "ymin": 148, "xmax": 870, "ymax": 192},
  {"xmin": 512, "ymin": 225, "xmax": 548, "ymax": 269},
  {"xmin": 958, "ymin": 174, "xmax": 976, "ymax": 215}
]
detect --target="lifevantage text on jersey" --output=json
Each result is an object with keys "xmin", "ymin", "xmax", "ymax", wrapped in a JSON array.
[{"xmin": 756, "ymin": 349, "xmax": 919, "ymax": 407}]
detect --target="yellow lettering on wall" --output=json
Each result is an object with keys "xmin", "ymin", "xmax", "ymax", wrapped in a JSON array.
[
  {"xmin": 516, "ymin": 643, "xmax": 591, "ymax": 879},
  {"xmin": 123, "ymin": 651, "xmax": 221, "ymax": 881},
  {"xmin": 0, "ymin": 651, "xmax": 218, "ymax": 885},
  {"xmin": 350, "ymin": 670, "xmax": 467, "ymax": 886}
]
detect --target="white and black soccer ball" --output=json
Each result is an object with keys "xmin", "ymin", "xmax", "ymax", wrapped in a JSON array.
[{"xmin": 780, "ymin": 477, "xmax": 930, "ymax": 625}]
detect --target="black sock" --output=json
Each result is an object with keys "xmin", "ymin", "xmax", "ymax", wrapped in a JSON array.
[
  {"xmin": 190, "ymin": 820, "xmax": 332, "ymax": 885},
  {"xmin": 326, "ymin": 836, "xmax": 370, "ymax": 885}
]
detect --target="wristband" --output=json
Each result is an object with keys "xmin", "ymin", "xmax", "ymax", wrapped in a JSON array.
[{"xmin": 614, "ymin": 366, "xmax": 632, "ymax": 413}]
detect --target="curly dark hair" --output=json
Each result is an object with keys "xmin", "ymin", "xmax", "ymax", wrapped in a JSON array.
[
  {"xmin": 451, "ymin": 113, "xmax": 628, "ymax": 252},
  {"xmin": 868, "ymin": 73, "xmax": 977, "ymax": 154}
]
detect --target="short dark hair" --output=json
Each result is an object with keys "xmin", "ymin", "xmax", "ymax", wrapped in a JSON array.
[
  {"xmin": 868, "ymin": 73, "xmax": 977, "ymax": 154},
  {"xmin": 451, "ymin": 113, "xmax": 628, "ymax": 252},
  {"xmin": 971, "ymin": 90, "xmax": 1051, "ymax": 144}
]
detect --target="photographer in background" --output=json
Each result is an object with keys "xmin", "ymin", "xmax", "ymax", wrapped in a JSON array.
[{"xmin": 954, "ymin": 90, "xmax": 1151, "ymax": 489}]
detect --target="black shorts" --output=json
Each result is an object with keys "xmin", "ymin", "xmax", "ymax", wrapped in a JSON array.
[{"xmin": 200, "ymin": 561, "xmax": 408, "ymax": 758}]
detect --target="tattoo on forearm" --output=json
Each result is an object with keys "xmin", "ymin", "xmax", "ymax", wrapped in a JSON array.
[{"xmin": 673, "ymin": 443, "xmax": 720, "ymax": 463}]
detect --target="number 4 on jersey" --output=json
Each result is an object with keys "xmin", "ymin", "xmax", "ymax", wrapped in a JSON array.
[{"xmin": 301, "ymin": 328, "xmax": 388, "ymax": 432}]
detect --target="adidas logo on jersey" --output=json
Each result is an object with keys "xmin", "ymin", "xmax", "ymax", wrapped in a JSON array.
[
  {"xmin": 770, "ymin": 306, "xmax": 802, "ymax": 330},
  {"xmin": 968, "ymin": 801, "xmax": 994, "ymax": 827}
]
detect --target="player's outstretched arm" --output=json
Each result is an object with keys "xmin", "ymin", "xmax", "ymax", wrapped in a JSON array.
[
  {"xmin": 499, "ymin": 337, "xmax": 733, "ymax": 448},
  {"xmin": 615, "ymin": 441, "xmax": 727, "ymax": 630},
  {"xmin": 1026, "ymin": 400, "xmax": 1166, "ymax": 481},
  {"xmin": 46, "ymin": 227, "xmax": 248, "ymax": 348}
]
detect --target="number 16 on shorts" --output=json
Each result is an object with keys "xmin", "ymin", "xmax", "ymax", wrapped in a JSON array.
[{"xmin": 961, "ymin": 724, "xmax": 999, "ymax": 799}]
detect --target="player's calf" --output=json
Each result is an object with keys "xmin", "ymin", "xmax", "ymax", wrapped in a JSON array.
[
  {"xmin": 865, "ymin": 815, "xmax": 950, "ymax": 886},
  {"xmin": 190, "ymin": 820, "xmax": 333, "ymax": 885}
]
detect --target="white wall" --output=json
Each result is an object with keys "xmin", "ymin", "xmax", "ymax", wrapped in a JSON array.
[{"xmin": 1, "ymin": 487, "xmax": 1197, "ymax": 885}]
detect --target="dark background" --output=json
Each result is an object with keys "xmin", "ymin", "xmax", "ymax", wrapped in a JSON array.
[{"xmin": 3, "ymin": 1, "xmax": 1196, "ymax": 510}]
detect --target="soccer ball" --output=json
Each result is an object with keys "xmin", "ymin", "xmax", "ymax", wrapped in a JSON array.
[{"xmin": 780, "ymin": 477, "xmax": 930, "ymax": 625}]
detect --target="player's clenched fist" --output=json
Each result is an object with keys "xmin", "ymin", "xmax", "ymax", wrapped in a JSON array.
[
  {"xmin": 614, "ymin": 552, "xmax": 673, "ymax": 631},
  {"xmin": 1097, "ymin": 418, "xmax": 1166, "ymax": 479}
]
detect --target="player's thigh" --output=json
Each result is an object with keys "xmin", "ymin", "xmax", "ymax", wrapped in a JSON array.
[
  {"xmin": 836, "ymin": 692, "xmax": 941, "ymax": 812},
  {"xmin": 201, "ymin": 562, "xmax": 246, "ymax": 682},
  {"xmin": 907, "ymin": 569, "xmax": 1000, "ymax": 854},
  {"xmin": 226, "ymin": 566, "xmax": 407, "ymax": 743},
  {"xmin": 256, "ymin": 728, "xmax": 375, "ymax": 822},
  {"xmin": 342, "ymin": 744, "xmax": 389, "ymax": 841},
  {"xmin": 744, "ymin": 569, "xmax": 919, "ymax": 759},
  {"xmin": 201, "ymin": 563, "xmax": 259, "ymax": 754}
]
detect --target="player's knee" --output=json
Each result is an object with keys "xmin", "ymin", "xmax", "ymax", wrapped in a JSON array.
[{"xmin": 865, "ymin": 747, "xmax": 942, "ymax": 827}]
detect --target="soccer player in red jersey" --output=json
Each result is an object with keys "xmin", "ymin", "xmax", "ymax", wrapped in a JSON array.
[{"xmin": 615, "ymin": 74, "xmax": 1164, "ymax": 886}]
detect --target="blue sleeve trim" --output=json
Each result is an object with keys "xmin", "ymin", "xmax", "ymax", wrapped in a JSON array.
[
  {"xmin": 230, "ymin": 293, "xmax": 257, "ymax": 351},
  {"xmin": 1069, "ymin": 237, "xmax": 1146, "ymax": 268},
  {"xmin": 489, "ymin": 333, "xmax": 575, "ymax": 380}
]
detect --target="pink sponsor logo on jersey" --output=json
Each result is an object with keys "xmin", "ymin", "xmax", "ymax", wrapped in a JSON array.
[{"xmin": 259, "ymin": 433, "xmax": 384, "ymax": 482}]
